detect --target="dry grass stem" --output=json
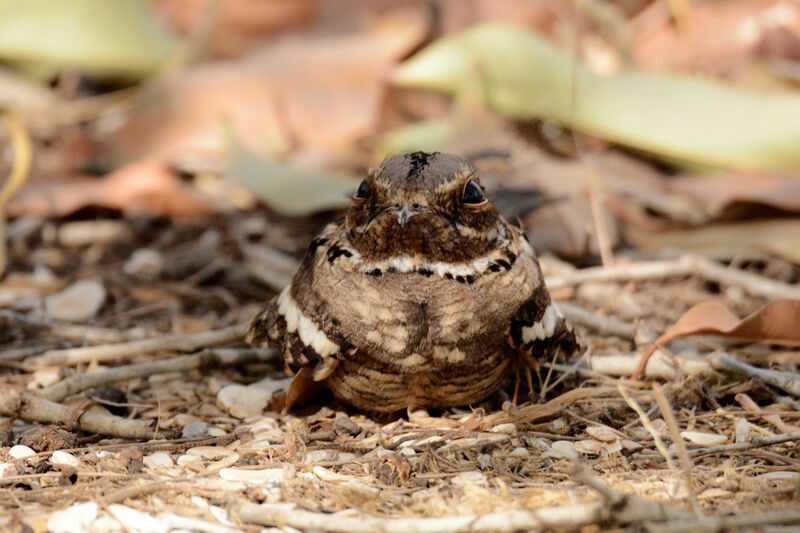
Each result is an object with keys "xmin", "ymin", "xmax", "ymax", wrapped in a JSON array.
[
  {"xmin": 39, "ymin": 347, "xmax": 275, "ymax": 402},
  {"xmin": 26, "ymin": 324, "xmax": 247, "ymax": 366},
  {"xmin": 545, "ymin": 254, "xmax": 800, "ymax": 301},
  {"xmin": 652, "ymin": 383, "xmax": 698, "ymax": 513}
]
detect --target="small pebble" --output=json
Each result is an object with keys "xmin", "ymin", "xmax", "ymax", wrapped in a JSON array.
[
  {"xmin": 680, "ymin": 431, "xmax": 727, "ymax": 446},
  {"xmin": 510, "ymin": 447, "xmax": 530, "ymax": 458},
  {"xmin": 143, "ymin": 452, "xmax": 174, "ymax": 469},
  {"xmin": 217, "ymin": 384, "xmax": 269, "ymax": 418},
  {"xmin": 59, "ymin": 220, "xmax": 130, "ymax": 247},
  {"xmin": 123, "ymin": 249, "xmax": 164, "ymax": 280},
  {"xmin": 108, "ymin": 504, "xmax": 167, "ymax": 533},
  {"xmin": 47, "ymin": 501, "xmax": 98, "ymax": 533},
  {"xmin": 489, "ymin": 423, "xmax": 517, "ymax": 435},
  {"xmin": 219, "ymin": 467, "xmax": 284, "ymax": 485},
  {"xmin": 543, "ymin": 440, "xmax": 578, "ymax": 460},
  {"xmin": 182, "ymin": 422, "xmax": 213, "ymax": 439},
  {"xmin": 45, "ymin": 279, "xmax": 106, "ymax": 322},
  {"xmin": 9, "ymin": 445, "xmax": 35, "ymax": 459},
  {"xmin": 50, "ymin": 451, "xmax": 81, "ymax": 468},
  {"xmin": 399, "ymin": 447, "xmax": 416, "ymax": 457}
]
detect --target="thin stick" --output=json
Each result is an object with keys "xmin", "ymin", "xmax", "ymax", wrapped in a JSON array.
[
  {"xmin": 652, "ymin": 383, "xmax": 698, "ymax": 513},
  {"xmin": 236, "ymin": 501, "xmax": 606, "ymax": 533},
  {"xmin": 0, "ymin": 393, "xmax": 161, "ymax": 440},
  {"xmin": 0, "ymin": 310, "xmax": 147, "ymax": 349},
  {"xmin": 545, "ymin": 254, "xmax": 800, "ymax": 301},
  {"xmin": 27, "ymin": 324, "xmax": 246, "ymax": 366},
  {"xmin": 556, "ymin": 302, "xmax": 636, "ymax": 340},
  {"xmin": 39, "ymin": 348, "xmax": 275, "ymax": 402},
  {"xmin": 686, "ymin": 431, "xmax": 800, "ymax": 458},
  {"xmin": 618, "ymin": 384, "xmax": 677, "ymax": 471},
  {"xmin": 646, "ymin": 509, "xmax": 800, "ymax": 533},
  {"xmin": 710, "ymin": 351, "xmax": 800, "ymax": 397}
]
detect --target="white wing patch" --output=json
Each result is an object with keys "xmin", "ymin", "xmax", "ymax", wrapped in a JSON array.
[
  {"xmin": 277, "ymin": 285, "xmax": 340, "ymax": 357},
  {"xmin": 521, "ymin": 303, "xmax": 562, "ymax": 344}
]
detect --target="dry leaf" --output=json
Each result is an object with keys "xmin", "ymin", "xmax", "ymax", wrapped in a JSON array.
[
  {"xmin": 650, "ymin": 299, "xmax": 800, "ymax": 349},
  {"xmin": 626, "ymin": 219, "xmax": 800, "ymax": 264},
  {"xmin": 9, "ymin": 160, "xmax": 218, "ymax": 218},
  {"xmin": 669, "ymin": 173, "xmax": 800, "ymax": 219},
  {"xmin": 113, "ymin": 9, "xmax": 426, "ymax": 163}
]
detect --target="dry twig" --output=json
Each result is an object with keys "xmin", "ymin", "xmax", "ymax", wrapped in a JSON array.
[
  {"xmin": 0, "ymin": 393, "xmax": 161, "ymax": 439},
  {"xmin": 27, "ymin": 324, "xmax": 246, "ymax": 366},
  {"xmin": 652, "ymin": 383, "xmax": 698, "ymax": 512},
  {"xmin": 39, "ymin": 347, "xmax": 275, "ymax": 402},
  {"xmin": 556, "ymin": 301, "xmax": 636, "ymax": 339},
  {"xmin": 710, "ymin": 351, "xmax": 800, "ymax": 397},
  {"xmin": 545, "ymin": 254, "xmax": 800, "ymax": 301}
]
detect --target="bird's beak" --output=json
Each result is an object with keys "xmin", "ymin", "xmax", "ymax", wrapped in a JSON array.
[{"xmin": 397, "ymin": 206, "xmax": 411, "ymax": 227}]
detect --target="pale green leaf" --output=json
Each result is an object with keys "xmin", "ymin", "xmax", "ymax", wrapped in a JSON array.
[
  {"xmin": 0, "ymin": 0, "xmax": 177, "ymax": 79},
  {"xmin": 227, "ymin": 144, "xmax": 355, "ymax": 216},
  {"xmin": 394, "ymin": 23, "xmax": 800, "ymax": 172}
]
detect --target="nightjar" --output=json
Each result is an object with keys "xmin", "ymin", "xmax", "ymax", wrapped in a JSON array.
[{"xmin": 247, "ymin": 152, "xmax": 577, "ymax": 412}]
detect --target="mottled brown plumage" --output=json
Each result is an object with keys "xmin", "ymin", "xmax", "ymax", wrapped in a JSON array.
[{"xmin": 247, "ymin": 152, "xmax": 577, "ymax": 412}]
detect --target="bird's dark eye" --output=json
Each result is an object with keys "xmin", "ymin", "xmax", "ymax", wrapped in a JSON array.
[
  {"xmin": 355, "ymin": 179, "xmax": 369, "ymax": 199},
  {"xmin": 462, "ymin": 180, "xmax": 484, "ymax": 204}
]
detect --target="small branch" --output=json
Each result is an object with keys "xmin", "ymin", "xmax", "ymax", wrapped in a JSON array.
[
  {"xmin": 0, "ymin": 393, "xmax": 162, "ymax": 440},
  {"xmin": 0, "ymin": 310, "xmax": 148, "ymax": 348},
  {"xmin": 710, "ymin": 351, "xmax": 800, "ymax": 397},
  {"xmin": 648, "ymin": 432, "xmax": 800, "ymax": 460},
  {"xmin": 556, "ymin": 302, "xmax": 636, "ymax": 340},
  {"xmin": 236, "ymin": 500, "xmax": 607, "ymax": 533},
  {"xmin": 652, "ymin": 383, "xmax": 698, "ymax": 512},
  {"xmin": 618, "ymin": 384, "xmax": 678, "ymax": 471},
  {"xmin": 545, "ymin": 254, "xmax": 800, "ymax": 301},
  {"xmin": 26, "ymin": 324, "xmax": 246, "ymax": 366},
  {"xmin": 646, "ymin": 509, "xmax": 800, "ymax": 533},
  {"xmin": 39, "ymin": 348, "xmax": 276, "ymax": 402}
]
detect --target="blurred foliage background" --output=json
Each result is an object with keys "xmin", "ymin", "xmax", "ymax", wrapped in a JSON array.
[{"xmin": 2, "ymin": 0, "xmax": 800, "ymax": 264}]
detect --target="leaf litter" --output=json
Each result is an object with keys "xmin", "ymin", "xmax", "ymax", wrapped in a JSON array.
[{"xmin": 1, "ymin": 1, "xmax": 800, "ymax": 532}]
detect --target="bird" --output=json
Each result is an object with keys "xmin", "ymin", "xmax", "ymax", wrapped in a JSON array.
[{"xmin": 247, "ymin": 152, "xmax": 577, "ymax": 412}]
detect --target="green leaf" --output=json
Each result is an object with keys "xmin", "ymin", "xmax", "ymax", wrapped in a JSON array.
[
  {"xmin": 226, "ymin": 143, "xmax": 355, "ymax": 216},
  {"xmin": 394, "ymin": 23, "xmax": 800, "ymax": 172},
  {"xmin": 0, "ymin": 0, "xmax": 177, "ymax": 80}
]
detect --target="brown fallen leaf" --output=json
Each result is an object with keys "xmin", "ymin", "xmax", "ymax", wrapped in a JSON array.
[
  {"xmin": 669, "ymin": 173, "xmax": 800, "ymax": 219},
  {"xmin": 113, "ymin": 8, "xmax": 426, "ymax": 164},
  {"xmin": 625, "ymin": 218, "xmax": 800, "ymax": 264},
  {"xmin": 8, "ymin": 160, "xmax": 219, "ymax": 218},
  {"xmin": 634, "ymin": 299, "xmax": 800, "ymax": 379}
]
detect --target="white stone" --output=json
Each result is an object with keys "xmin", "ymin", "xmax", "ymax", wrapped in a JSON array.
[
  {"xmin": 217, "ymin": 384, "xmax": 269, "ymax": 418},
  {"xmin": 510, "ymin": 447, "xmax": 530, "ymax": 457},
  {"xmin": 489, "ymin": 423, "xmax": 517, "ymax": 435},
  {"xmin": 9, "ymin": 445, "xmax": 35, "ymax": 459},
  {"xmin": 143, "ymin": 452, "xmax": 174, "ymax": 469},
  {"xmin": 50, "ymin": 451, "xmax": 81, "ymax": 468},
  {"xmin": 399, "ymin": 447, "xmax": 416, "ymax": 457},
  {"xmin": 219, "ymin": 467, "xmax": 284, "ymax": 485},
  {"xmin": 177, "ymin": 454, "xmax": 201, "ymax": 466},
  {"xmin": 45, "ymin": 279, "xmax": 106, "ymax": 322},
  {"xmin": 108, "ymin": 504, "xmax": 167, "ymax": 533},
  {"xmin": 586, "ymin": 425, "xmax": 618, "ymax": 442},
  {"xmin": 123, "ymin": 249, "xmax": 164, "ymax": 280},
  {"xmin": 59, "ymin": 220, "xmax": 130, "ymax": 247},
  {"xmin": 543, "ymin": 440, "xmax": 578, "ymax": 460},
  {"xmin": 47, "ymin": 501, "xmax": 98, "ymax": 533},
  {"xmin": 680, "ymin": 431, "xmax": 727, "ymax": 446},
  {"xmin": 734, "ymin": 418, "xmax": 751, "ymax": 444}
]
